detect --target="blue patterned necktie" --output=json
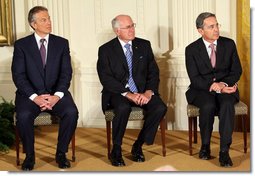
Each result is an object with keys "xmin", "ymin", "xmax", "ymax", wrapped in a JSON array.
[
  {"xmin": 40, "ymin": 39, "xmax": 46, "ymax": 67},
  {"xmin": 124, "ymin": 43, "xmax": 138, "ymax": 93}
]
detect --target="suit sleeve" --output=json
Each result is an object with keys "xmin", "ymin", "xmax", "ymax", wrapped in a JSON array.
[
  {"xmin": 220, "ymin": 41, "xmax": 242, "ymax": 86},
  {"xmin": 11, "ymin": 41, "xmax": 36, "ymax": 97},
  {"xmin": 54, "ymin": 40, "xmax": 72, "ymax": 94},
  {"xmin": 185, "ymin": 46, "xmax": 213, "ymax": 90},
  {"xmin": 97, "ymin": 46, "xmax": 128, "ymax": 94}
]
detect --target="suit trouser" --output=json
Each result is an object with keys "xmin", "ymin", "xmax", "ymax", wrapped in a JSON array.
[
  {"xmin": 110, "ymin": 94, "xmax": 167, "ymax": 146},
  {"xmin": 15, "ymin": 92, "xmax": 78, "ymax": 155},
  {"xmin": 192, "ymin": 91, "xmax": 238, "ymax": 151}
]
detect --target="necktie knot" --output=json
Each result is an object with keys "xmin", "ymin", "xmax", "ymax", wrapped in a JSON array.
[
  {"xmin": 124, "ymin": 43, "xmax": 132, "ymax": 54},
  {"xmin": 209, "ymin": 43, "xmax": 215, "ymax": 51},
  {"xmin": 40, "ymin": 38, "xmax": 46, "ymax": 44},
  {"xmin": 124, "ymin": 43, "xmax": 131, "ymax": 50}
]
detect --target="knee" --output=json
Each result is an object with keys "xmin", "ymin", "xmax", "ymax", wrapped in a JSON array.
[
  {"xmin": 64, "ymin": 107, "xmax": 79, "ymax": 121},
  {"xmin": 200, "ymin": 103, "xmax": 216, "ymax": 114},
  {"xmin": 114, "ymin": 104, "xmax": 131, "ymax": 115},
  {"xmin": 154, "ymin": 103, "xmax": 167, "ymax": 116},
  {"xmin": 220, "ymin": 100, "xmax": 235, "ymax": 110},
  {"xmin": 16, "ymin": 111, "xmax": 35, "ymax": 125}
]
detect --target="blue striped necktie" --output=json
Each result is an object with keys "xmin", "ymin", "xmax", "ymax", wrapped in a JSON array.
[{"xmin": 124, "ymin": 43, "xmax": 138, "ymax": 93}]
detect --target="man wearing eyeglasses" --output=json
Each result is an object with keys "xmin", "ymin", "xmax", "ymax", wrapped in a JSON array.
[
  {"xmin": 185, "ymin": 12, "xmax": 242, "ymax": 167},
  {"xmin": 97, "ymin": 14, "xmax": 167, "ymax": 167}
]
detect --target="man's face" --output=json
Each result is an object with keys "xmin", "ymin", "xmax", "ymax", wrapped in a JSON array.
[
  {"xmin": 198, "ymin": 16, "xmax": 220, "ymax": 43},
  {"xmin": 31, "ymin": 10, "xmax": 52, "ymax": 37},
  {"xmin": 115, "ymin": 16, "xmax": 135, "ymax": 43}
]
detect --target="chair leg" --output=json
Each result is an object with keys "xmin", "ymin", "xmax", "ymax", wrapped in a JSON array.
[
  {"xmin": 188, "ymin": 117, "xmax": 193, "ymax": 155},
  {"xmin": 71, "ymin": 133, "xmax": 75, "ymax": 162},
  {"xmin": 15, "ymin": 126, "xmax": 20, "ymax": 166},
  {"xmin": 242, "ymin": 115, "xmax": 247, "ymax": 153},
  {"xmin": 159, "ymin": 118, "xmax": 166, "ymax": 157},
  {"xmin": 193, "ymin": 117, "xmax": 197, "ymax": 144},
  {"xmin": 106, "ymin": 121, "xmax": 111, "ymax": 159}
]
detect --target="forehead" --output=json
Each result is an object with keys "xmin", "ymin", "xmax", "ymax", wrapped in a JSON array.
[
  {"xmin": 34, "ymin": 10, "xmax": 49, "ymax": 18},
  {"xmin": 118, "ymin": 16, "xmax": 133, "ymax": 25},
  {"xmin": 203, "ymin": 16, "xmax": 217, "ymax": 24}
]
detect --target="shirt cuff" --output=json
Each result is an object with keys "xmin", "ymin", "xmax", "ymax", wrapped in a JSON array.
[
  {"xmin": 121, "ymin": 92, "xmax": 128, "ymax": 96},
  {"xmin": 54, "ymin": 92, "xmax": 64, "ymax": 99},
  {"xmin": 29, "ymin": 93, "xmax": 38, "ymax": 101},
  {"xmin": 220, "ymin": 82, "xmax": 228, "ymax": 87}
]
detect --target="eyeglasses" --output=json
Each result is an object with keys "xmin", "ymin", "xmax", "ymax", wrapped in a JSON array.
[
  {"xmin": 119, "ymin": 23, "xmax": 136, "ymax": 30},
  {"xmin": 203, "ymin": 23, "xmax": 221, "ymax": 30}
]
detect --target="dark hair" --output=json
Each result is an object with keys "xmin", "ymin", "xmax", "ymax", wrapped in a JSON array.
[
  {"xmin": 196, "ymin": 12, "xmax": 216, "ymax": 29},
  {"xmin": 28, "ymin": 6, "xmax": 48, "ymax": 29}
]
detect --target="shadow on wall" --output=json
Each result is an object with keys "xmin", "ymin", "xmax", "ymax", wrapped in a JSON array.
[
  {"xmin": 155, "ymin": 25, "xmax": 175, "ymax": 130},
  {"xmin": 156, "ymin": 52, "xmax": 176, "ymax": 130}
]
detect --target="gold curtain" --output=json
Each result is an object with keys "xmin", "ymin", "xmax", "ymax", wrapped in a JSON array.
[{"xmin": 236, "ymin": 0, "xmax": 250, "ymax": 131}]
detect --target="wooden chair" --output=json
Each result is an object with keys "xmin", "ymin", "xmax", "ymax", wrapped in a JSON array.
[
  {"xmin": 105, "ymin": 107, "xmax": 166, "ymax": 159},
  {"xmin": 187, "ymin": 101, "xmax": 248, "ymax": 155},
  {"xmin": 14, "ymin": 112, "xmax": 75, "ymax": 166}
]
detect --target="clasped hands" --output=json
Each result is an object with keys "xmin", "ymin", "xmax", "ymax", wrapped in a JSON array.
[
  {"xmin": 126, "ymin": 90, "xmax": 153, "ymax": 106},
  {"xmin": 209, "ymin": 82, "xmax": 237, "ymax": 94},
  {"xmin": 33, "ymin": 94, "xmax": 60, "ymax": 111}
]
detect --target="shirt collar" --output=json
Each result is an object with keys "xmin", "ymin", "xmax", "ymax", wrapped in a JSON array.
[
  {"xmin": 34, "ymin": 33, "xmax": 49, "ymax": 44},
  {"xmin": 202, "ymin": 38, "xmax": 217, "ymax": 49},
  {"xmin": 118, "ymin": 38, "xmax": 132, "ymax": 49}
]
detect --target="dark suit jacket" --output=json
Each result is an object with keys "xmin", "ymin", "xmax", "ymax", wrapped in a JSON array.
[
  {"xmin": 97, "ymin": 37, "xmax": 160, "ymax": 112},
  {"xmin": 11, "ymin": 33, "xmax": 72, "ymax": 98},
  {"xmin": 185, "ymin": 36, "xmax": 242, "ymax": 104}
]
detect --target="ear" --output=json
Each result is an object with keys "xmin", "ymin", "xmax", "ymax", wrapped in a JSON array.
[
  {"xmin": 114, "ymin": 28, "xmax": 120, "ymax": 36},
  {"xmin": 197, "ymin": 28, "xmax": 204, "ymax": 35},
  {"xmin": 30, "ymin": 22, "xmax": 36, "ymax": 30}
]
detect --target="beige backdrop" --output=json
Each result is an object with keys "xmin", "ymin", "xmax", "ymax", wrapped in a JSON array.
[{"xmin": 0, "ymin": 0, "xmax": 247, "ymax": 131}]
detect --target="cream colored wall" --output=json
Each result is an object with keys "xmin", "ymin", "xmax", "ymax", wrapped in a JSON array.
[{"xmin": 0, "ymin": 0, "xmax": 236, "ymax": 130}]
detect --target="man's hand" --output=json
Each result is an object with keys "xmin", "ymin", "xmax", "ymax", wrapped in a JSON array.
[
  {"xmin": 209, "ymin": 82, "xmax": 226, "ymax": 92},
  {"xmin": 33, "ymin": 94, "xmax": 51, "ymax": 111},
  {"xmin": 125, "ymin": 90, "xmax": 153, "ymax": 106},
  {"xmin": 221, "ymin": 85, "xmax": 237, "ymax": 94},
  {"xmin": 125, "ymin": 92, "xmax": 141, "ymax": 105},
  {"xmin": 46, "ymin": 95, "xmax": 60, "ymax": 108},
  {"xmin": 33, "ymin": 94, "xmax": 60, "ymax": 111}
]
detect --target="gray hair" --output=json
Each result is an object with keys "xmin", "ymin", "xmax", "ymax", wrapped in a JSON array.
[
  {"xmin": 196, "ymin": 12, "xmax": 216, "ymax": 29},
  {"xmin": 111, "ymin": 17, "xmax": 120, "ymax": 29},
  {"xmin": 28, "ymin": 6, "xmax": 48, "ymax": 29}
]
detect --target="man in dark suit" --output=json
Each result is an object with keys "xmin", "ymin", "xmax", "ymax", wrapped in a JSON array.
[
  {"xmin": 185, "ymin": 12, "xmax": 242, "ymax": 167},
  {"xmin": 11, "ymin": 6, "xmax": 78, "ymax": 170},
  {"xmin": 97, "ymin": 14, "xmax": 167, "ymax": 166}
]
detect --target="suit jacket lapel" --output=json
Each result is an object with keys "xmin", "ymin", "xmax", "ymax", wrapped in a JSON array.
[
  {"xmin": 29, "ymin": 35, "xmax": 45, "ymax": 77},
  {"xmin": 131, "ymin": 38, "xmax": 140, "ymax": 74},
  {"xmin": 45, "ymin": 35, "xmax": 55, "ymax": 74},
  {"xmin": 215, "ymin": 37, "xmax": 225, "ymax": 68},
  {"xmin": 113, "ymin": 38, "xmax": 129, "ymax": 71},
  {"xmin": 197, "ymin": 38, "xmax": 213, "ymax": 69}
]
